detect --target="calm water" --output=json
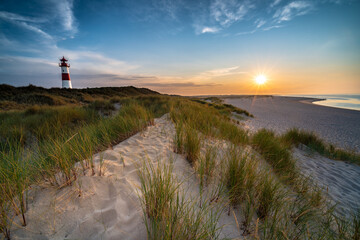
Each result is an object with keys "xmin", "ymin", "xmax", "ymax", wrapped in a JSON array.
[{"xmin": 288, "ymin": 95, "xmax": 360, "ymax": 111}]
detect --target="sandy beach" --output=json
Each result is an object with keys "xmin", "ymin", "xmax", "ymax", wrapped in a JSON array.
[
  {"xmin": 224, "ymin": 96, "xmax": 360, "ymax": 152},
  {"xmin": 225, "ymin": 96, "xmax": 360, "ymax": 216}
]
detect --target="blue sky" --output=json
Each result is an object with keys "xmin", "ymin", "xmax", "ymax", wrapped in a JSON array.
[{"xmin": 0, "ymin": 0, "xmax": 359, "ymax": 95}]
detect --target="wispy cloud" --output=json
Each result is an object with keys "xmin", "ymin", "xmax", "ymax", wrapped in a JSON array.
[
  {"xmin": 236, "ymin": 29, "xmax": 257, "ymax": 35},
  {"xmin": 273, "ymin": 1, "xmax": 313, "ymax": 23},
  {"xmin": 190, "ymin": 0, "xmax": 325, "ymax": 36},
  {"xmin": 201, "ymin": 66, "xmax": 241, "ymax": 77},
  {"xmin": 53, "ymin": 0, "xmax": 77, "ymax": 34},
  {"xmin": 255, "ymin": 19, "xmax": 266, "ymax": 28},
  {"xmin": 270, "ymin": 0, "xmax": 282, "ymax": 8},
  {"xmin": 210, "ymin": 0, "xmax": 254, "ymax": 27},
  {"xmin": 143, "ymin": 82, "xmax": 221, "ymax": 88},
  {"xmin": 63, "ymin": 50, "xmax": 138, "ymax": 74},
  {"xmin": 201, "ymin": 26, "xmax": 220, "ymax": 34},
  {"xmin": 0, "ymin": 11, "xmax": 53, "ymax": 40},
  {"xmin": 0, "ymin": 11, "xmax": 45, "ymax": 23},
  {"xmin": 263, "ymin": 25, "xmax": 283, "ymax": 31}
]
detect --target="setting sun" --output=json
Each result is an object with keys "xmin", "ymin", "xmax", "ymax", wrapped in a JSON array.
[{"xmin": 255, "ymin": 74, "xmax": 267, "ymax": 85}]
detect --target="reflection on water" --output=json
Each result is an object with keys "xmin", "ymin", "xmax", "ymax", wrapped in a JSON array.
[
  {"xmin": 282, "ymin": 95, "xmax": 360, "ymax": 111},
  {"xmin": 311, "ymin": 95, "xmax": 360, "ymax": 111}
]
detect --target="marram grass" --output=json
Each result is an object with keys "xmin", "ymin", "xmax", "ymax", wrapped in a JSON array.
[{"xmin": 138, "ymin": 159, "xmax": 221, "ymax": 240}]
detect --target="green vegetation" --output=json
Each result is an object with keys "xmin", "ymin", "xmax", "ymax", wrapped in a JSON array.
[
  {"xmin": 256, "ymin": 175, "xmax": 283, "ymax": 220},
  {"xmin": 251, "ymin": 129, "xmax": 297, "ymax": 181},
  {"xmin": 195, "ymin": 146, "xmax": 217, "ymax": 190},
  {"xmin": 138, "ymin": 160, "xmax": 221, "ymax": 240},
  {"xmin": 203, "ymin": 96, "xmax": 223, "ymax": 104},
  {"xmin": 0, "ymin": 84, "xmax": 158, "ymax": 110},
  {"xmin": 170, "ymin": 99, "xmax": 249, "ymax": 145},
  {"xmin": 183, "ymin": 125, "xmax": 202, "ymax": 165},
  {"xmin": 222, "ymin": 146, "xmax": 256, "ymax": 207},
  {"xmin": 282, "ymin": 128, "xmax": 360, "ymax": 165}
]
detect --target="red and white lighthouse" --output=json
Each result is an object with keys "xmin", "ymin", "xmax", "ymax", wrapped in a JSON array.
[{"xmin": 59, "ymin": 56, "xmax": 72, "ymax": 88}]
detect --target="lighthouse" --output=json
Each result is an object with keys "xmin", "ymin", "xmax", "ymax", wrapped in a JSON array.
[{"xmin": 59, "ymin": 56, "xmax": 72, "ymax": 88}]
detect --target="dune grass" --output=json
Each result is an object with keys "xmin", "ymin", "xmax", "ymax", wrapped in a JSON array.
[
  {"xmin": 183, "ymin": 125, "xmax": 202, "ymax": 165},
  {"xmin": 0, "ymin": 105, "xmax": 100, "ymax": 153},
  {"xmin": 0, "ymin": 98, "xmax": 158, "ymax": 235},
  {"xmin": 282, "ymin": 128, "xmax": 360, "ymax": 165},
  {"xmin": 256, "ymin": 175, "xmax": 283, "ymax": 220},
  {"xmin": 222, "ymin": 146, "xmax": 256, "ymax": 208},
  {"xmin": 170, "ymin": 99, "xmax": 249, "ymax": 145},
  {"xmin": 138, "ymin": 160, "xmax": 221, "ymax": 240},
  {"xmin": 195, "ymin": 146, "xmax": 217, "ymax": 189},
  {"xmin": 0, "ymin": 84, "xmax": 159, "ymax": 110},
  {"xmin": 251, "ymin": 129, "xmax": 297, "ymax": 182}
]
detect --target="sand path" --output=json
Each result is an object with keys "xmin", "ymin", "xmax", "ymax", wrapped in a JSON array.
[{"xmin": 12, "ymin": 115, "xmax": 242, "ymax": 239}]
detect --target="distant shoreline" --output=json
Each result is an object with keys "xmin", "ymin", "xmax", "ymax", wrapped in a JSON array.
[
  {"xmin": 193, "ymin": 94, "xmax": 360, "ymax": 112},
  {"xmin": 223, "ymin": 96, "xmax": 360, "ymax": 152}
]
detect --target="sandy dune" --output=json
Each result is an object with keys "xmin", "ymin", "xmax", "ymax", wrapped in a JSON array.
[
  {"xmin": 12, "ymin": 115, "xmax": 242, "ymax": 240},
  {"xmin": 294, "ymin": 146, "xmax": 360, "ymax": 217}
]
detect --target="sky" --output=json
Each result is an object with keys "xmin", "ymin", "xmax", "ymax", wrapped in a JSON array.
[{"xmin": 0, "ymin": 0, "xmax": 359, "ymax": 95}]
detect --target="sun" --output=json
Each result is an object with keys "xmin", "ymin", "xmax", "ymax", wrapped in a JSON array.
[{"xmin": 255, "ymin": 74, "xmax": 267, "ymax": 85}]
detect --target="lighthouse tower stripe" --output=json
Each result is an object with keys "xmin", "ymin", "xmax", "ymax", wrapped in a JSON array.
[
  {"xmin": 61, "ymin": 66, "xmax": 71, "ymax": 81},
  {"xmin": 62, "ymin": 73, "xmax": 71, "ymax": 80}
]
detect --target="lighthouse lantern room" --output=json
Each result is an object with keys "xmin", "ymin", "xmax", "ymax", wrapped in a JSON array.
[{"xmin": 59, "ymin": 56, "xmax": 72, "ymax": 88}]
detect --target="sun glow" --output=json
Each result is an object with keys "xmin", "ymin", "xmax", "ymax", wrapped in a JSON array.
[{"xmin": 255, "ymin": 74, "xmax": 267, "ymax": 85}]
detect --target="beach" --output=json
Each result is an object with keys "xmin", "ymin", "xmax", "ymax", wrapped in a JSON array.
[
  {"xmin": 225, "ymin": 96, "xmax": 360, "ymax": 216},
  {"xmin": 224, "ymin": 96, "xmax": 360, "ymax": 152}
]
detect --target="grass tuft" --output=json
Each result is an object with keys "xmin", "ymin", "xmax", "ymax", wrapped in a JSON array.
[
  {"xmin": 184, "ymin": 125, "xmax": 201, "ymax": 165},
  {"xmin": 282, "ymin": 128, "xmax": 360, "ymax": 165},
  {"xmin": 252, "ymin": 129, "xmax": 297, "ymax": 181},
  {"xmin": 256, "ymin": 175, "xmax": 283, "ymax": 220},
  {"xmin": 138, "ymin": 159, "xmax": 221, "ymax": 240}
]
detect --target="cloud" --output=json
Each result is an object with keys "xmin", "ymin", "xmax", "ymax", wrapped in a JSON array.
[
  {"xmin": 255, "ymin": 19, "xmax": 266, "ymax": 28},
  {"xmin": 53, "ymin": 0, "xmax": 77, "ymax": 34},
  {"xmin": 270, "ymin": 0, "xmax": 282, "ymax": 8},
  {"xmin": 201, "ymin": 26, "xmax": 220, "ymax": 34},
  {"xmin": 143, "ymin": 82, "xmax": 221, "ymax": 88},
  {"xmin": 61, "ymin": 50, "xmax": 139, "ymax": 74},
  {"xmin": 0, "ymin": 11, "xmax": 53, "ymax": 40},
  {"xmin": 236, "ymin": 29, "xmax": 257, "ymax": 35},
  {"xmin": 201, "ymin": 66, "xmax": 242, "ymax": 77},
  {"xmin": 263, "ymin": 25, "xmax": 283, "ymax": 31},
  {"xmin": 210, "ymin": 0, "xmax": 254, "ymax": 27},
  {"xmin": 0, "ymin": 11, "xmax": 45, "ymax": 23},
  {"xmin": 273, "ymin": 1, "xmax": 313, "ymax": 23}
]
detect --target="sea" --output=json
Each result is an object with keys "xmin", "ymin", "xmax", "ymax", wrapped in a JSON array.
[{"xmin": 287, "ymin": 95, "xmax": 360, "ymax": 111}]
